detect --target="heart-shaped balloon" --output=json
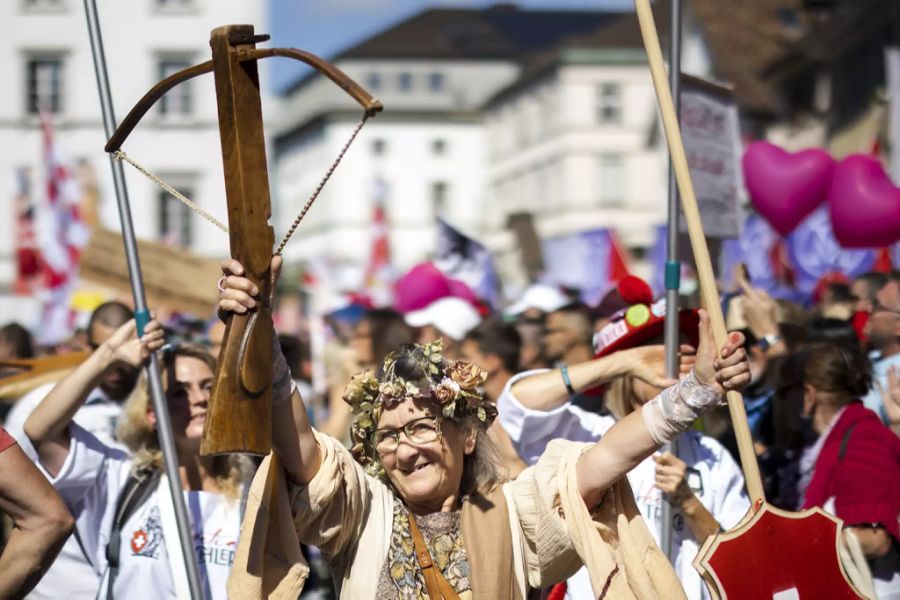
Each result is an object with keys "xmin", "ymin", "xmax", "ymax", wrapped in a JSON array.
[
  {"xmin": 829, "ymin": 154, "xmax": 900, "ymax": 248},
  {"xmin": 743, "ymin": 141, "xmax": 835, "ymax": 236}
]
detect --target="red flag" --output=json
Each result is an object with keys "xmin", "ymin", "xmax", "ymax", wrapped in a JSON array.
[
  {"xmin": 363, "ymin": 200, "xmax": 394, "ymax": 307},
  {"xmin": 13, "ymin": 168, "xmax": 40, "ymax": 294},
  {"xmin": 608, "ymin": 230, "xmax": 631, "ymax": 283},
  {"xmin": 873, "ymin": 247, "xmax": 893, "ymax": 273}
]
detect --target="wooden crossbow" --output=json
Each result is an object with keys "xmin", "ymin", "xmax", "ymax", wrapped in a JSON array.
[{"xmin": 106, "ymin": 25, "xmax": 382, "ymax": 455}]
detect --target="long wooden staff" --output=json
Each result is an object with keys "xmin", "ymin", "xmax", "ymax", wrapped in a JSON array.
[
  {"xmin": 635, "ymin": 0, "xmax": 761, "ymax": 500},
  {"xmin": 635, "ymin": 1, "xmax": 866, "ymax": 598}
]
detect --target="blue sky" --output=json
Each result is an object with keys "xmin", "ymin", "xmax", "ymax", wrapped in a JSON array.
[{"xmin": 268, "ymin": 0, "xmax": 635, "ymax": 92}]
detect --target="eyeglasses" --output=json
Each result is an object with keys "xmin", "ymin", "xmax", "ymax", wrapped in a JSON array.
[{"xmin": 371, "ymin": 416, "xmax": 442, "ymax": 454}]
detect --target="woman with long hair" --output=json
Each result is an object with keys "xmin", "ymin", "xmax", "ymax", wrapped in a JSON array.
[
  {"xmin": 24, "ymin": 322, "xmax": 250, "ymax": 599},
  {"xmin": 798, "ymin": 343, "xmax": 900, "ymax": 599},
  {"xmin": 219, "ymin": 258, "xmax": 751, "ymax": 599}
]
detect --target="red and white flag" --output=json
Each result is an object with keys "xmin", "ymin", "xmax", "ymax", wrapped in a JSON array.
[
  {"xmin": 13, "ymin": 167, "xmax": 41, "ymax": 294},
  {"xmin": 363, "ymin": 182, "xmax": 394, "ymax": 307},
  {"xmin": 35, "ymin": 112, "xmax": 89, "ymax": 343}
]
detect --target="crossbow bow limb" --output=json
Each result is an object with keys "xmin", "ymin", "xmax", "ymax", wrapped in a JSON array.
[{"xmin": 107, "ymin": 25, "xmax": 382, "ymax": 455}]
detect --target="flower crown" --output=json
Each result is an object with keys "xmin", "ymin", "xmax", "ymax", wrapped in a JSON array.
[{"xmin": 342, "ymin": 339, "xmax": 497, "ymax": 475}]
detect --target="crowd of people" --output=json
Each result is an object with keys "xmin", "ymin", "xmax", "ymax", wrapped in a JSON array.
[{"xmin": 0, "ymin": 262, "xmax": 897, "ymax": 599}]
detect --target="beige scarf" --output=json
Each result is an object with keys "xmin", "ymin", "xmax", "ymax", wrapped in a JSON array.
[{"xmin": 460, "ymin": 485, "xmax": 522, "ymax": 600}]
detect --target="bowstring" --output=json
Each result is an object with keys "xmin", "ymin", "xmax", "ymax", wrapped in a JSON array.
[
  {"xmin": 274, "ymin": 112, "xmax": 369, "ymax": 255},
  {"xmin": 112, "ymin": 111, "xmax": 370, "ymax": 254},
  {"xmin": 113, "ymin": 150, "xmax": 230, "ymax": 233}
]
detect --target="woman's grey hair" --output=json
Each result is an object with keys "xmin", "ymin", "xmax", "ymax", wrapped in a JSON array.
[{"xmin": 459, "ymin": 418, "xmax": 505, "ymax": 496}]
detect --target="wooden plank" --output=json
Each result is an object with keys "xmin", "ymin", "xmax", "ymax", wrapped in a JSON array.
[{"xmin": 79, "ymin": 228, "xmax": 221, "ymax": 317}]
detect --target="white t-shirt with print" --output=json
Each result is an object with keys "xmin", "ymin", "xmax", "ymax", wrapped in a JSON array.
[
  {"xmin": 498, "ymin": 370, "xmax": 751, "ymax": 600},
  {"xmin": 47, "ymin": 423, "xmax": 241, "ymax": 600}
]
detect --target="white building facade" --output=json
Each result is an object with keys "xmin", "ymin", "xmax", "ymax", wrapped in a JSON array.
[
  {"xmin": 485, "ymin": 49, "xmax": 667, "ymax": 285},
  {"xmin": 273, "ymin": 58, "xmax": 519, "ymax": 290},
  {"xmin": 270, "ymin": 7, "xmax": 648, "ymax": 294},
  {"xmin": 272, "ymin": 6, "xmax": 721, "ymax": 298},
  {"xmin": 0, "ymin": 0, "xmax": 267, "ymax": 328}
]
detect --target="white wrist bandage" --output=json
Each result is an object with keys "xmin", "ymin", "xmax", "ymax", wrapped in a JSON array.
[{"xmin": 641, "ymin": 370, "xmax": 720, "ymax": 445}]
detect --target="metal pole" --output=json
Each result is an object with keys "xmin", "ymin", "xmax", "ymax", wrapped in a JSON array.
[
  {"xmin": 660, "ymin": 0, "xmax": 682, "ymax": 561},
  {"xmin": 82, "ymin": 2, "xmax": 203, "ymax": 597}
]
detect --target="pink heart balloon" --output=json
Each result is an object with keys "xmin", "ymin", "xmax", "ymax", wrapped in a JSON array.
[
  {"xmin": 743, "ymin": 141, "xmax": 835, "ymax": 236},
  {"xmin": 829, "ymin": 154, "xmax": 900, "ymax": 248}
]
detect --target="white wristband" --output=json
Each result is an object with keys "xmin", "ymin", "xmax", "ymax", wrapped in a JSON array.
[{"xmin": 641, "ymin": 370, "xmax": 720, "ymax": 445}]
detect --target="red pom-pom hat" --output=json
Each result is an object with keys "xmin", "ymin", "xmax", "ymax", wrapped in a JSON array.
[{"xmin": 593, "ymin": 276, "xmax": 699, "ymax": 358}]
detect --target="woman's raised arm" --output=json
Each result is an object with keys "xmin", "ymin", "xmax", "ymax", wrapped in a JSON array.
[
  {"xmin": 24, "ymin": 319, "xmax": 163, "ymax": 476},
  {"xmin": 576, "ymin": 310, "xmax": 750, "ymax": 507},
  {"xmin": 218, "ymin": 256, "xmax": 322, "ymax": 484}
]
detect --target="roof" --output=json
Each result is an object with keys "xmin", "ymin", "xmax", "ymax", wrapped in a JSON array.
[
  {"xmin": 485, "ymin": 0, "xmax": 801, "ymax": 115},
  {"xmin": 485, "ymin": 4, "xmax": 667, "ymax": 107},
  {"xmin": 281, "ymin": 5, "xmax": 625, "ymax": 96},
  {"xmin": 764, "ymin": 0, "xmax": 900, "ymax": 79},
  {"xmin": 689, "ymin": 0, "xmax": 809, "ymax": 114},
  {"xmin": 281, "ymin": 1, "xmax": 805, "ymax": 116}
]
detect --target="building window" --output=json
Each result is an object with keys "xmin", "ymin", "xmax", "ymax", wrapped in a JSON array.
[
  {"xmin": 431, "ymin": 139, "xmax": 446, "ymax": 155},
  {"xmin": 596, "ymin": 83, "xmax": 622, "ymax": 124},
  {"xmin": 598, "ymin": 154, "xmax": 625, "ymax": 206},
  {"xmin": 155, "ymin": 0, "xmax": 193, "ymax": 12},
  {"xmin": 158, "ymin": 184, "xmax": 194, "ymax": 246},
  {"xmin": 21, "ymin": 0, "xmax": 65, "ymax": 12},
  {"xmin": 26, "ymin": 56, "xmax": 63, "ymax": 114},
  {"xmin": 371, "ymin": 138, "xmax": 386, "ymax": 156},
  {"xmin": 428, "ymin": 72, "xmax": 444, "ymax": 92},
  {"xmin": 398, "ymin": 72, "xmax": 413, "ymax": 91},
  {"xmin": 157, "ymin": 57, "xmax": 192, "ymax": 115},
  {"xmin": 367, "ymin": 72, "xmax": 381, "ymax": 91},
  {"xmin": 431, "ymin": 182, "xmax": 448, "ymax": 216}
]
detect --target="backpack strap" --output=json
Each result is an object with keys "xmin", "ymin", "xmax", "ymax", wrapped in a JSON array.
[
  {"xmin": 104, "ymin": 467, "xmax": 161, "ymax": 600},
  {"xmin": 838, "ymin": 422, "xmax": 859, "ymax": 462}
]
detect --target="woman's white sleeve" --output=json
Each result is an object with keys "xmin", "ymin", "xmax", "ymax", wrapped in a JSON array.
[
  {"xmin": 287, "ymin": 429, "xmax": 379, "ymax": 562},
  {"xmin": 44, "ymin": 422, "xmax": 128, "ymax": 508}
]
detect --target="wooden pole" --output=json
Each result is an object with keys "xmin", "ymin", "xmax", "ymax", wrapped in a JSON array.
[{"xmin": 634, "ymin": 0, "xmax": 764, "ymax": 503}]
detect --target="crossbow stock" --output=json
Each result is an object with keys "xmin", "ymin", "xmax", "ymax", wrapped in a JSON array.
[{"xmin": 107, "ymin": 25, "xmax": 382, "ymax": 455}]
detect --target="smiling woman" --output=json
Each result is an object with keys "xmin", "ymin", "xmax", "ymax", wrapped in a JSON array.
[
  {"xmin": 218, "ymin": 257, "xmax": 752, "ymax": 600},
  {"xmin": 343, "ymin": 341, "xmax": 500, "ymax": 517},
  {"xmin": 118, "ymin": 344, "xmax": 247, "ymax": 501}
]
